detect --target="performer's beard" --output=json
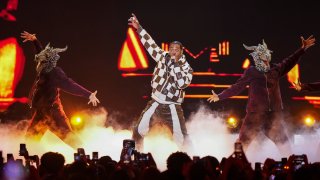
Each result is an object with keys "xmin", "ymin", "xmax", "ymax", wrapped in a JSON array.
[
  {"xmin": 36, "ymin": 60, "xmax": 57, "ymax": 73},
  {"xmin": 34, "ymin": 43, "xmax": 66, "ymax": 74},
  {"xmin": 254, "ymin": 60, "xmax": 270, "ymax": 72},
  {"xmin": 35, "ymin": 54, "xmax": 59, "ymax": 73},
  {"xmin": 243, "ymin": 40, "xmax": 272, "ymax": 73}
]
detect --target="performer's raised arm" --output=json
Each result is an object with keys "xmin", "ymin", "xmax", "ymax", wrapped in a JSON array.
[{"xmin": 128, "ymin": 13, "xmax": 166, "ymax": 62}]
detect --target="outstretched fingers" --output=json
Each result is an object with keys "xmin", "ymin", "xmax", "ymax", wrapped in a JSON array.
[
  {"xmin": 207, "ymin": 90, "xmax": 217, "ymax": 103},
  {"xmin": 20, "ymin": 31, "xmax": 36, "ymax": 42},
  {"xmin": 88, "ymin": 90, "xmax": 100, "ymax": 106},
  {"xmin": 132, "ymin": 13, "xmax": 137, "ymax": 20},
  {"xmin": 307, "ymin": 35, "xmax": 314, "ymax": 40}
]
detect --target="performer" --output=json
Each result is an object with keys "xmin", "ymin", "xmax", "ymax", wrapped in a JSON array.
[
  {"xmin": 21, "ymin": 31, "xmax": 100, "ymax": 147},
  {"xmin": 208, "ymin": 36, "xmax": 315, "ymax": 151},
  {"xmin": 128, "ymin": 14, "xmax": 193, "ymax": 149}
]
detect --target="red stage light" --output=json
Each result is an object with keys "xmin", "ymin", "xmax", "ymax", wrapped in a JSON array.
[
  {"xmin": 118, "ymin": 27, "xmax": 148, "ymax": 71},
  {"xmin": 0, "ymin": 37, "xmax": 26, "ymax": 110}
]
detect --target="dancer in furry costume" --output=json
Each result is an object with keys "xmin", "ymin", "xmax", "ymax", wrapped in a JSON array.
[{"xmin": 21, "ymin": 31, "xmax": 100, "ymax": 146}]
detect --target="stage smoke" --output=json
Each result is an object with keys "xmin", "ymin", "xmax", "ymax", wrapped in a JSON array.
[{"xmin": 1, "ymin": 105, "xmax": 320, "ymax": 172}]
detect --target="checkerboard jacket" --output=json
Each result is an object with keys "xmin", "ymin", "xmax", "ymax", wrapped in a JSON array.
[{"xmin": 136, "ymin": 26, "xmax": 193, "ymax": 104}]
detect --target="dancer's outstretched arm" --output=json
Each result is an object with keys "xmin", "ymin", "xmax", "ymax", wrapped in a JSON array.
[
  {"xmin": 20, "ymin": 31, "xmax": 43, "ymax": 53},
  {"xmin": 56, "ymin": 67, "xmax": 100, "ymax": 106},
  {"xmin": 207, "ymin": 69, "xmax": 251, "ymax": 103},
  {"xmin": 278, "ymin": 35, "xmax": 315, "ymax": 77},
  {"xmin": 293, "ymin": 79, "xmax": 320, "ymax": 92}
]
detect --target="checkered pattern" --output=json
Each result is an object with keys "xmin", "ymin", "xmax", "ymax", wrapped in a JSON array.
[{"xmin": 137, "ymin": 26, "xmax": 193, "ymax": 104}]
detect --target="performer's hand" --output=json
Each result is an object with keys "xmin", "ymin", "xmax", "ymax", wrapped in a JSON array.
[
  {"xmin": 301, "ymin": 35, "xmax": 315, "ymax": 50},
  {"xmin": 207, "ymin": 90, "xmax": 219, "ymax": 103},
  {"xmin": 128, "ymin": 13, "xmax": 140, "ymax": 30},
  {"xmin": 292, "ymin": 79, "xmax": 302, "ymax": 91},
  {"xmin": 20, "ymin": 31, "xmax": 37, "ymax": 42},
  {"xmin": 88, "ymin": 90, "xmax": 100, "ymax": 106}
]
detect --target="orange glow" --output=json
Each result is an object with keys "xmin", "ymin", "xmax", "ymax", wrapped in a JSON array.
[
  {"xmin": 121, "ymin": 73, "xmax": 152, "ymax": 77},
  {"xmin": 121, "ymin": 72, "xmax": 242, "ymax": 77},
  {"xmin": 287, "ymin": 64, "xmax": 300, "ymax": 85},
  {"xmin": 292, "ymin": 96, "xmax": 320, "ymax": 100},
  {"xmin": 161, "ymin": 42, "xmax": 169, "ymax": 51},
  {"xmin": 128, "ymin": 28, "xmax": 148, "ymax": 68},
  {"xmin": 183, "ymin": 47, "xmax": 208, "ymax": 59},
  {"xmin": 219, "ymin": 41, "xmax": 230, "ymax": 55},
  {"xmin": 119, "ymin": 41, "xmax": 137, "ymax": 69},
  {"xmin": 22, "ymin": 111, "xmax": 133, "ymax": 165},
  {"xmin": 242, "ymin": 58, "xmax": 250, "ymax": 69},
  {"xmin": 227, "ymin": 116, "xmax": 238, "ymax": 128},
  {"xmin": 122, "ymin": 72, "xmax": 242, "ymax": 77},
  {"xmin": 0, "ymin": 97, "xmax": 28, "ymax": 102},
  {"xmin": 226, "ymin": 41, "xmax": 229, "ymax": 55},
  {"xmin": 303, "ymin": 116, "xmax": 315, "ymax": 127},
  {"xmin": 292, "ymin": 96, "xmax": 320, "ymax": 101},
  {"xmin": 193, "ymin": 72, "xmax": 242, "ymax": 77},
  {"xmin": 194, "ymin": 72, "xmax": 216, "ymax": 76},
  {"xmin": 185, "ymin": 95, "xmax": 248, "ymax": 99},
  {"xmin": 7, "ymin": 0, "xmax": 19, "ymax": 11},
  {"xmin": 228, "ymin": 117, "xmax": 236, "ymax": 124},
  {"xmin": 308, "ymin": 100, "xmax": 320, "ymax": 105},
  {"xmin": 71, "ymin": 116, "xmax": 83, "ymax": 126},
  {"xmin": 189, "ymin": 84, "xmax": 249, "ymax": 88},
  {"xmin": 210, "ymin": 48, "xmax": 219, "ymax": 62},
  {"xmin": 119, "ymin": 38, "xmax": 232, "ymax": 71},
  {"xmin": 292, "ymin": 96, "xmax": 320, "ymax": 107},
  {"xmin": 162, "ymin": 43, "xmax": 232, "ymax": 60},
  {"xmin": 304, "ymin": 96, "xmax": 320, "ymax": 100},
  {"xmin": 118, "ymin": 42, "xmax": 137, "ymax": 69},
  {"xmin": 0, "ymin": 0, "xmax": 18, "ymax": 21},
  {"xmin": 222, "ymin": 42, "xmax": 225, "ymax": 55},
  {"xmin": 189, "ymin": 84, "xmax": 231, "ymax": 88},
  {"xmin": 0, "ymin": 40, "xmax": 16, "ymax": 97},
  {"xmin": 118, "ymin": 27, "xmax": 148, "ymax": 71},
  {"xmin": 161, "ymin": 44, "xmax": 233, "ymax": 60},
  {"xmin": 0, "ymin": 38, "xmax": 25, "ymax": 110}
]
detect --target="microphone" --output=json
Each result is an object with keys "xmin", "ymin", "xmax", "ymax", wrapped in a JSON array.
[{"xmin": 165, "ymin": 53, "xmax": 175, "ymax": 65}]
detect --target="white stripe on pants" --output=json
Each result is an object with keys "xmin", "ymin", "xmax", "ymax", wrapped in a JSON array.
[
  {"xmin": 169, "ymin": 104, "xmax": 184, "ymax": 147},
  {"xmin": 138, "ymin": 101, "xmax": 159, "ymax": 136}
]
